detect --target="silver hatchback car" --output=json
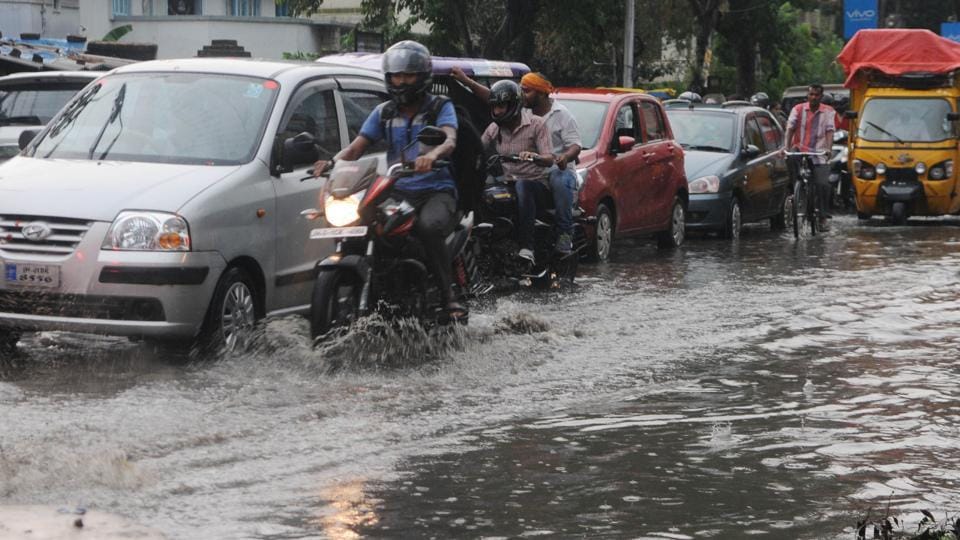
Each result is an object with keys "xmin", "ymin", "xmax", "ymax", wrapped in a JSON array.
[{"xmin": 0, "ymin": 58, "xmax": 390, "ymax": 353}]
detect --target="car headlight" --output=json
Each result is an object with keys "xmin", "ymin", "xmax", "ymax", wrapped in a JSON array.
[
  {"xmin": 324, "ymin": 192, "xmax": 363, "ymax": 227},
  {"xmin": 688, "ymin": 175, "xmax": 720, "ymax": 194},
  {"xmin": 102, "ymin": 211, "xmax": 191, "ymax": 251}
]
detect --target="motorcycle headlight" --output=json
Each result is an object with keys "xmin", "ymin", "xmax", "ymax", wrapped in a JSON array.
[
  {"xmin": 102, "ymin": 211, "xmax": 191, "ymax": 251},
  {"xmin": 324, "ymin": 192, "xmax": 363, "ymax": 227},
  {"xmin": 688, "ymin": 175, "xmax": 720, "ymax": 194}
]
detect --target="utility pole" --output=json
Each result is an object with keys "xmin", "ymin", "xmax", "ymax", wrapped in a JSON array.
[{"xmin": 623, "ymin": 0, "xmax": 635, "ymax": 87}]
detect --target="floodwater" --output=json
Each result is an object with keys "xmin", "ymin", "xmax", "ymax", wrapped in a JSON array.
[{"xmin": 2, "ymin": 215, "xmax": 960, "ymax": 539}]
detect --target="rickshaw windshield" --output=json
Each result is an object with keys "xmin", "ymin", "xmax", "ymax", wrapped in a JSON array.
[{"xmin": 858, "ymin": 98, "xmax": 956, "ymax": 143}]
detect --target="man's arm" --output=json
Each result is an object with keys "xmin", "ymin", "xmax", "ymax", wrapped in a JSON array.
[
  {"xmin": 556, "ymin": 111, "xmax": 582, "ymax": 169},
  {"xmin": 518, "ymin": 119, "xmax": 555, "ymax": 166},
  {"xmin": 450, "ymin": 66, "xmax": 491, "ymax": 101},
  {"xmin": 414, "ymin": 125, "xmax": 457, "ymax": 172}
]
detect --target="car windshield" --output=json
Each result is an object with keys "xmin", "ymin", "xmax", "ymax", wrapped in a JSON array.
[
  {"xmin": 0, "ymin": 82, "xmax": 91, "ymax": 126},
  {"xmin": 665, "ymin": 110, "xmax": 735, "ymax": 152},
  {"xmin": 858, "ymin": 98, "xmax": 956, "ymax": 143},
  {"xmin": 556, "ymin": 99, "xmax": 608, "ymax": 150},
  {"xmin": 28, "ymin": 72, "xmax": 279, "ymax": 165}
]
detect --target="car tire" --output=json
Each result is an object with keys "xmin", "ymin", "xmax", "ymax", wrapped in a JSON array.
[
  {"xmin": 770, "ymin": 193, "xmax": 788, "ymax": 231},
  {"xmin": 0, "ymin": 329, "xmax": 21, "ymax": 357},
  {"xmin": 722, "ymin": 197, "xmax": 742, "ymax": 239},
  {"xmin": 657, "ymin": 197, "xmax": 686, "ymax": 249},
  {"xmin": 310, "ymin": 269, "xmax": 361, "ymax": 340},
  {"xmin": 586, "ymin": 203, "xmax": 614, "ymax": 262},
  {"xmin": 194, "ymin": 267, "xmax": 260, "ymax": 355}
]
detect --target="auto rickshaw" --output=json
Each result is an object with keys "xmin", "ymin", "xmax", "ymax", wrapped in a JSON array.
[{"xmin": 838, "ymin": 29, "xmax": 960, "ymax": 223}]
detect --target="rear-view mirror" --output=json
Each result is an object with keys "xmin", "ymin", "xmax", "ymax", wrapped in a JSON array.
[
  {"xmin": 741, "ymin": 144, "xmax": 761, "ymax": 158},
  {"xmin": 18, "ymin": 129, "xmax": 39, "ymax": 150},
  {"xmin": 417, "ymin": 126, "xmax": 447, "ymax": 146},
  {"xmin": 843, "ymin": 110, "xmax": 858, "ymax": 120},
  {"xmin": 614, "ymin": 135, "xmax": 636, "ymax": 154},
  {"xmin": 281, "ymin": 131, "xmax": 319, "ymax": 171}
]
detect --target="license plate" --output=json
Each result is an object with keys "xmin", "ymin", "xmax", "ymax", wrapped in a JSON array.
[
  {"xmin": 4, "ymin": 263, "xmax": 60, "ymax": 289},
  {"xmin": 310, "ymin": 226, "xmax": 368, "ymax": 239}
]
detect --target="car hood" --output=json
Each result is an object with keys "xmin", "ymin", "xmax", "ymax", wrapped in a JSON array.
[
  {"xmin": 683, "ymin": 151, "xmax": 736, "ymax": 181},
  {"xmin": 0, "ymin": 158, "xmax": 241, "ymax": 222}
]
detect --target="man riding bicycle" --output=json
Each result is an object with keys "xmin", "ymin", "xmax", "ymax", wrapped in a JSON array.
[
  {"xmin": 313, "ymin": 40, "xmax": 466, "ymax": 320},
  {"xmin": 783, "ymin": 84, "xmax": 838, "ymax": 231}
]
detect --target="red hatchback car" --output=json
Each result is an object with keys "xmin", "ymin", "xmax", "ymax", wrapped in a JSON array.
[{"xmin": 555, "ymin": 89, "xmax": 688, "ymax": 261}]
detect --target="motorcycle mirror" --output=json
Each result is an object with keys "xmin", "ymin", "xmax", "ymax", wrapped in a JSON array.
[
  {"xmin": 948, "ymin": 112, "xmax": 960, "ymax": 122},
  {"xmin": 416, "ymin": 126, "xmax": 447, "ymax": 146},
  {"xmin": 843, "ymin": 110, "xmax": 858, "ymax": 120},
  {"xmin": 281, "ymin": 131, "xmax": 320, "ymax": 172}
]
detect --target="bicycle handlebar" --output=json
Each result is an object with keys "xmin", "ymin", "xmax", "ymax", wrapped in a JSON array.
[{"xmin": 784, "ymin": 150, "xmax": 828, "ymax": 157}]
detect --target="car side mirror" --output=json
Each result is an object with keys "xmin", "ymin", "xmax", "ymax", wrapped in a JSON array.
[
  {"xmin": 281, "ymin": 131, "xmax": 320, "ymax": 171},
  {"xmin": 18, "ymin": 129, "xmax": 39, "ymax": 150},
  {"xmin": 741, "ymin": 144, "xmax": 761, "ymax": 158},
  {"xmin": 416, "ymin": 125, "xmax": 447, "ymax": 146},
  {"xmin": 612, "ymin": 135, "xmax": 636, "ymax": 154},
  {"xmin": 948, "ymin": 112, "xmax": 960, "ymax": 122},
  {"xmin": 843, "ymin": 110, "xmax": 858, "ymax": 120}
]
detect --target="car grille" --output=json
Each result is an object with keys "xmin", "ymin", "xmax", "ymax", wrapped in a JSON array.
[
  {"xmin": 0, "ymin": 290, "xmax": 165, "ymax": 321},
  {"xmin": 0, "ymin": 215, "xmax": 93, "ymax": 256},
  {"xmin": 885, "ymin": 168, "xmax": 919, "ymax": 185}
]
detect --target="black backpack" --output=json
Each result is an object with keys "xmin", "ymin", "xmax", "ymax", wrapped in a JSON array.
[{"xmin": 380, "ymin": 95, "xmax": 485, "ymax": 213}]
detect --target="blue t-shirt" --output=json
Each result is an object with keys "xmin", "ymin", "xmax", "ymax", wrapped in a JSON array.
[{"xmin": 359, "ymin": 96, "xmax": 458, "ymax": 194}]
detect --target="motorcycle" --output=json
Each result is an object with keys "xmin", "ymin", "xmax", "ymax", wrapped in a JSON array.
[
  {"xmin": 474, "ymin": 154, "xmax": 589, "ymax": 289},
  {"xmin": 299, "ymin": 127, "xmax": 478, "ymax": 339},
  {"xmin": 828, "ymin": 129, "xmax": 855, "ymax": 211}
]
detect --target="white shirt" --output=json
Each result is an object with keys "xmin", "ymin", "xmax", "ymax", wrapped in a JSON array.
[{"xmin": 540, "ymin": 99, "xmax": 582, "ymax": 155}]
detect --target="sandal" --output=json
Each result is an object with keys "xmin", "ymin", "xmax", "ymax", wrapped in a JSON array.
[{"xmin": 443, "ymin": 301, "xmax": 469, "ymax": 325}]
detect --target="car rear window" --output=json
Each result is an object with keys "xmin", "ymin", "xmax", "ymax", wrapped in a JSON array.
[
  {"xmin": 0, "ymin": 82, "xmax": 92, "ymax": 126},
  {"xmin": 556, "ymin": 99, "xmax": 608, "ymax": 150},
  {"xmin": 665, "ymin": 110, "xmax": 735, "ymax": 152}
]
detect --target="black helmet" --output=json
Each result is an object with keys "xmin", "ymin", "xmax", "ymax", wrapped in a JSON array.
[
  {"xmin": 382, "ymin": 40, "xmax": 433, "ymax": 106},
  {"xmin": 678, "ymin": 91, "xmax": 702, "ymax": 103},
  {"xmin": 489, "ymin": 80, "xmax": 523, "ymax": 126},
  {"xmin": 750, "ymin": 92, "xmax": 770, "ymax": 108}
]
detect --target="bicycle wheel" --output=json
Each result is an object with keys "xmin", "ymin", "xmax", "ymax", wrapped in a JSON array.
[
  {"xmin": 792, "ymin": 181, "xmax": 805, "ymax": 239},
  {"xmin": 808, "ymin": 185, "xmax": 818, "ymax": 236}
]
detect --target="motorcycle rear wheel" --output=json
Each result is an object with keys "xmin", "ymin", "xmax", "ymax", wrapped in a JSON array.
[{"xmin": 310, "ymin": 269, "xmax": 361, "ymax": 340}]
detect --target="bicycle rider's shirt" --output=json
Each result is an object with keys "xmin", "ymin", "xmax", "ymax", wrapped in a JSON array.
[
  {"xmin": 787, "ymin": 102, "xmax": 838, "ymax": 165},
  {"xmin": 359, "ymin": 95, "xmax": 458, "ymax": 194}
]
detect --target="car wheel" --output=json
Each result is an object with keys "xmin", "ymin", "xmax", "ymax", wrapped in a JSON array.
[
  {"xmin": 657, "ymin": 197, "xmax": 686, "ymax": 249},
  {"xmin": 722, "ymin": 197, "xmax": 742, "ymax": 239},
  {"xmin": 0, "ymin": 329, "xmax": 21, "ymax": 357},
  {"xmin": 771, "ymin": 193, "xmax": 788, "ymax": 231},
  {"xmin": 310, "ymin": 269, "xmax": 361, "ymax": 340},
  {"xmin": 587, "ymin": 203, "xmax": 614, "ymax": 262},
  {"xmin": 195, "ymin": 267, "xmax": 259, "ymax": 355}
]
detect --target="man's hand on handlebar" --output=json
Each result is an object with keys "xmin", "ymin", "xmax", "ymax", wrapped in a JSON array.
[
  {"xmin": 555, "ymin": 154, "xmax": 569, "ymax": 170},
  {"xmin": 312, "ymin": 160, "xmax": 333, "ymax": 177},
  {"xmin": 517, "ymin": 151, "xmax": 540, "ymax": 163},
  {"xmin": 414, "ymin": 153, "xmax": 438, "ymax": 173}
]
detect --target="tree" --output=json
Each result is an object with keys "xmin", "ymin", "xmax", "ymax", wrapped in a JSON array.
[{"xmin": 687, "ymin": 0, "xmax": 722, "ymax": 92}]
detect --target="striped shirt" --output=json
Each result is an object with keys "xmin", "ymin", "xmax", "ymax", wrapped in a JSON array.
[
  {"xmin": 481, "ymin": 109, "xmax": 552, "ymax": 182},
  {"xmin": 787, "ymin": 102, "xmax": 838, "ymax": 165}
]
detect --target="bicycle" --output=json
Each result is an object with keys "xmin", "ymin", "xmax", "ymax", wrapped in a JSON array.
[{"xmin": 785, "ymin": 150, "xmax": 827, "ymax": 239}]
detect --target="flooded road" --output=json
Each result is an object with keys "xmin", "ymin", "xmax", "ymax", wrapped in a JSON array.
[{"xmin": 3, "ymin": 215, "xmax": 960, "ymax": 539}]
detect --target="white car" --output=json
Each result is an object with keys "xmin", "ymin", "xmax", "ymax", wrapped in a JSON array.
[
  {"xmin": 0, "ymin": 58, "xmax": 390, "ymax": 354},
  {"xmin": 0, "ymin": 71, "xmax": 101, "ymax": 162}
]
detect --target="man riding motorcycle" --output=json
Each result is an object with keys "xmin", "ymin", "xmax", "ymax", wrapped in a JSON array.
[
  {"xmin": 480, "ymin": 80, "xmax": 554, "ymax": 264},
  {"xmin": 313, "ymin": 40, "xmax": 466, "ymax": 320}
]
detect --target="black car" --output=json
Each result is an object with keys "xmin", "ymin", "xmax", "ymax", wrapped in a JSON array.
[{"xmin": 665, "ymin": 102, "xmax": 790, "ymax": 238}]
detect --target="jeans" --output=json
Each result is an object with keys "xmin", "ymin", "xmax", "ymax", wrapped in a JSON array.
[{"xmin": 514, "ymin": 169, "xmax": 576, "ymax": 251}]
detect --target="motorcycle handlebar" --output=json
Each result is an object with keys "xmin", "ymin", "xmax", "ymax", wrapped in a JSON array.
[{"xmin": 784, "ymin": 151, "xmax": 827, "ymax": 157}]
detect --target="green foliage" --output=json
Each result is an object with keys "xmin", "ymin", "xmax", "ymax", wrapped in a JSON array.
[
  {"xmin": 102, "ymin": 24, "xmax": 133, "ymax": 42},
  {"xmin": 282, "ymin": 51, "xmax": 321, "ymax": 61}
]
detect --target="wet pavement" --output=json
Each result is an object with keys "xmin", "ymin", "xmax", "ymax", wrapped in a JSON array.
[{"xmin": 2, "ymin": 214, "xmax": 960, "ymax": 539}]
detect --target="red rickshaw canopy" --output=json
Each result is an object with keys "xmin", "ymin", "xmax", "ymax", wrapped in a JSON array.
[{"xmin": 837, "ymin": 29, "xmax": 960, "ymax": 88}]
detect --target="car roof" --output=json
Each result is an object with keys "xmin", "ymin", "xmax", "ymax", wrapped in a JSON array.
[
  {"xmin": 109, "ymin": 57, "xmax": 381, "ymax": 82},
  {"xmin": 782, "ymin": 84, "xmax": 849, "ymax": 98},
  {"xmin": 316, "ymin": 53, "xmax": 531, "ymax": 78},
  {"xmin": 555, "ymin": 87, "xmax": 658, "ymax": 102},
  {"xmin": 0, "ymin": 70, "xmax": 101, "ymax": 84}
]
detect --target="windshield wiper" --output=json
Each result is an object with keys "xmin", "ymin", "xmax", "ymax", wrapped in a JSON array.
[
  {"xmin": 865, "ymin": 121, "xmax": 904, "ymax": 144},
  {"xmin": 0, "ymin": 115, "xmax": 42, "ymax": 126},
  {"xmin": 87, "ymin": 82, "xmax": 127, "ymax": 160},
  {"xmin": 685, "ymin": 144, "xmax": 730, "ymax": 153}
]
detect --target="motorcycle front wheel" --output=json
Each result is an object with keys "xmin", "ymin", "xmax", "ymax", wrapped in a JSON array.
[{"xmin": 310, "ymin": 269, "xmax": 362, "ymax": 340}]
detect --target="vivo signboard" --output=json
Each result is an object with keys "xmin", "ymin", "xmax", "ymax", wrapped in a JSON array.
[
  {"xmin": 942, "ymin": 22, "xmax": 960, "ymax": 43},
  {"xmin": 844, "ymin": 0, "xmax": 878, "ymax": 40}
]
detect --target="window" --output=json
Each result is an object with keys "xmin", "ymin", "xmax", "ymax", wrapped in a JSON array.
[
  {"xmin": 639, "ymin": 101, "xmax": 666, "ymax": 142},
  {"xmin": 755, "ymin": 114, "xmax": 782, "ymax": 153},
  {"xmin": 743, "ymin": 115, "xmax": 765, "ymax": 151},
  {"xmin": 278, "ymin": 88, "xmax": 340, "ymax": 167},
  {"xmin": 340, "ymin": 90, "xmax": 388, "ymax": 153},
  {"xmin": 228, "ymin": 0, "xmax": 259, "ymax": 16},
  {"xmin": 168, "ymin": 0, "xmax": 200, "ymax": 14},
  {"xmin": 275, "ymin": 0, "xmax": 289, "ymax": 16},
  {"xmin": 614, "ymin": 104, "xmax": 637, "ymax": 139},
  {"xmin": 112, "ymin": 0, "xmax": 130, "ymax": 16}
]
